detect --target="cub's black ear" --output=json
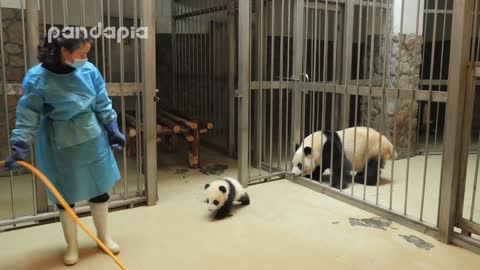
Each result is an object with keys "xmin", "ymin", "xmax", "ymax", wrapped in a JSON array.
[
  {"xmin": 303, "ymin": 146, "xmax": 312, "ymax": 156},
  {"xmin": 219, "ymin": 185, "xmax": 227, "ymax": 193},
  {"xmin": 295, "ymin": 144, "xmax": 300, "ymax": 149},
  {"xmin": 204, "ymin": 184, "xmax": 210, "ymax": 190}
]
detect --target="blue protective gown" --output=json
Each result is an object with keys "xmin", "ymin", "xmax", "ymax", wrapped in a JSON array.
[{"xmin": 11, "ymin": 62, "xmax": 121, "ymax": 204}]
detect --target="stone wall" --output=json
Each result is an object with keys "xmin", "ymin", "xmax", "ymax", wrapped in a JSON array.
[
  {"xmin": 0, "ymin": 8, "xmax": 44, "ymax": 164},
  {"xmin": 360, "ymin": 33, "xmax": 423, "ymax": 158},
  {"xmin": 0, "ymin": 8, "xmax": 27, "ymax": 160}
]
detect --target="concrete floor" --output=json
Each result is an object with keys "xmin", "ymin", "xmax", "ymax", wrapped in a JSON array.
[{"xmin": 1, "ymin": 147, "xmax": 480, "ymax": 269}]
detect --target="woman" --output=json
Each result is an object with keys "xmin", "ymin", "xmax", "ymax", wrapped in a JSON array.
[{"xmin": 5, "ymin": 33, "xmax": 126, "ymax": 266}]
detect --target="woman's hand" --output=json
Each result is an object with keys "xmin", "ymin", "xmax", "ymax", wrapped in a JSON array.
[
  {"xmin": 104, "ymin": 121, "xmax": 126, "ymax": 151},
  {"xmin": 5, "ymin": 141, "xmax": 31, "ymax": 170}
]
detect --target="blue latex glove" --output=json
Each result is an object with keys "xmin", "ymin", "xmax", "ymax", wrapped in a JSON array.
[
  {"xmin": 104, "ymin": 121, "xmax": 126, "ymax": 151},
  {"xmin": 5, "ymin": 141, "xmax": 31, "ymax": 170}
]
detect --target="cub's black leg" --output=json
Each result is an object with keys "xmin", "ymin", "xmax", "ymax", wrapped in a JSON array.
[
  {"xmin": 238, "ymin": 193, "xmax": 250, "ymax": 205},
  {"xmin": 214, "ymin": 205, "xmax": 233, "ymax": 219}
]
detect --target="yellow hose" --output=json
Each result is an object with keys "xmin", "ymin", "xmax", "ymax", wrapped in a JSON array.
[{"xmin": 0, "ymin": 160, "xmax": 128, "ymax": 270}]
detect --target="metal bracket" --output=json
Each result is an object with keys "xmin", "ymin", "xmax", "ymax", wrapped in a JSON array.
[{"xmin": 154, "ymin": 89, "xmax": 160, "ymax": 102}]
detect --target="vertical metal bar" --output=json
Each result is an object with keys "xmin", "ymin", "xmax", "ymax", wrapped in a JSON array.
[
  {"xmin": 285, "ymin": 0, "xmax": 292, "ymax": 171},
  {"xmin": 81, "ymin": 0, "xmax": 85, "ymax": 26},
  {"xmin": 20, "ymin": 0, "xmax": 27, "ymax": 74},
  {"xmin": 376, "ymin": 0, "xmax": 391, "ymax": 204},
  {"xmin": 434, "ymin": 0, "xmax": 449, "ymax": 149},
  {"xmin": 228, "ymin": 0, "xmax": 236, "ymax": 156},
  {"xmin": 27, "ymin": 0, "xmax": 47, "ymax": 216},
  {"xmin": 454, "ymin": 0, "xmax": 479, "ymax": 229},
  {"xmin": 195, "ymin": 1, "xmax": 199, "ymax": 118},
  {"xmin": 49, "ymin": 0, "xmax": 53, "ymax": 28},
  {"xmin": 471, "ymin": 130, "xmax": 480, "ymax": 221},
  {"xmin": 101, "ymin": 0, "xmax": 106, "ymax": 78},
  {"xmin": 319, "ymin": 1, "xmax": 327, "ymax": 185},
  {"xmin": 41, "ymin": 0, "xmax": 46, "ymax": 35},
  {"xmin": 438, "ymin": 0, "xmax": 472, "ymax": 243},
  {"xmin": 341, "ymin": 0, "xmax": 353, "ymax": 191},
  {"xmin": 333, "ymin": 0, "xmax": 342, "ymax": 188},
  {"xmin": 325, "ymin": 0, "xmax": 333, "ymax": 187},
  {"xmin": 63, "ymin": 0, "xmax": 68, "ymax": 26},
  {"xmin": 118, "ymin": 0, "xmax": 128, "ymax": 199},
  {"xmin": 0, "ymin": 2, "xmax": 15, "ymax": 225},
  {"xmin": 363, "ymin": 0, "xmax": 370, "ymax": 80},
  {"xmin": 238, "ymin": 0, "xmax": 251, "ymax": 187},
  {"xmin": 301, "ymin": 1, "xmax": 310, "ymax": 182},
  {"xmin": 187, "ymin": 0, "xmax": 190, "ymax": 115},
  {"xmin": 181, "ymin": 1, "xmax": 185, "ymax": 115},
  {"xmin": 309, "ymin": 1, "xmax": 318, "ymax": 183},
  {"xmin": 341, "ymin": 0, "xmax": 353, "ymax": 129},
  {"xmin": 186, "ymin": 0, "xmax": 189, "ymax": 116},
  {"xmin": 405, "ymin": 0, "xmax": 423, "ymax": 215},
  {"xmin": 207, "ymin": 0, "xmax": 212, "ymax": 139},
  {"xmin": 133, "ymin": 0, "xmax": 142, "ymax": 195},
  {"xmin": 418, "ymin": 0, "xmax": 431, "ymax": 147},
  {"xmin": 211, "ymin": 4, "xmax": 215, "ymax": 133},
  {"xmin": 91, "ymin": 0, "xmax": 98, "ymax": 67},
  {"xmin": 352, "ymin": 0, "xmax": 364, "ymax": 196},
  {"xmin": 255, "ymin": 0, "xmax": 264, "ymax": 174},
  {"xmin": 420, "ymin": 0, "xmax": 440, "ymax": 221},
  {"xmin": 141, "ymin": 0, "xmax": 158, "ymax": 206},
  {"xmin": 365, "ymin": 0, "xmax": 377, "ymax": 200},
  {"xmin": 269, "ymin": 0, "xmax": 275, "ymax": 172},
  {"xmin": 388, "ymin": 0, "xmax": 403, "ymax": 210},
  {"xmin": 172, "ymin": 1, "xmax": 177, "ymax": 110},
  {"xmin": 199, "ymin": 1, "xmax": 204, "ymax": 122},
  {"xmin": 107, "ymin": 0, "xmax": 112, "ymax": 82},
  {"xmin": 278, "ymin": 0, "xmax": 285, "ymax": 170},
  {"xmin": 291, "ymin": 0, "xmax": 305, "ymax": 150}
]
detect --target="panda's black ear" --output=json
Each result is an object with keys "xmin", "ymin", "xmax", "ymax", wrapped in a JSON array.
[
  {"xmin": 304, "ymin": 146, "xmax": 312, "ymax": 156},
  {"xmin": 295, "ymin": 144, "xmax": 300, "ymax": 149},
  {"xmin": 219, "ymin": 185, "xmax": 227, "ymax": 193},
  {"xmin": 204, "ymin": 184, "xmax": 210, "ymax": 190}
]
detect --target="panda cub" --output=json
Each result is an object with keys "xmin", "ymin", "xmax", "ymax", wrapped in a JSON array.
[
  {"xmin": 291, "ymin": 130, "xmax": 352, "ymax": 189},
  {"xmin": 204, "ymin": 177, "xmax": 250, "ymax": 219}
]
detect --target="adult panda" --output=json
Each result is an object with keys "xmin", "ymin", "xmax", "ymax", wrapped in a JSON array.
[
  {"xmin": 291, "ymin": 127, "xmax": 398, "ymax": 188},
  {"xmin": 336, "ymin": 127, "xmax": 398, "ymax": 186},
  {"xmin": 291, "ymin": 130, "xmax": 352, "ymax": 190}
]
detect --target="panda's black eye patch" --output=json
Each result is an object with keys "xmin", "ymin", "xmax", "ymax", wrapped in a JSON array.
[
  {"xmin": 297, "ymin": 163, "xmax": 303, "ymax": 169},
  {"xmin": 213, "ymin": 200, "xmax": 219, "ymax": 206}
]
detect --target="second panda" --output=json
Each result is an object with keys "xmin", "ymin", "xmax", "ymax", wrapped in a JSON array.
[{"xmin": 291, "ymin": 127, "xmax": 398, "ymax": 188}]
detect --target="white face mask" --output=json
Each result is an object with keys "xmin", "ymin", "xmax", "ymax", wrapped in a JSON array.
[{"xmin": 65, "ymin": 58, "xmax": 88, "ymax": 69}]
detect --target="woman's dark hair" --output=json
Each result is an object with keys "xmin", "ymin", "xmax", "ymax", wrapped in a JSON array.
[{"xmin": 38, "ymin": 29, "xmax": 93, "ymax": 66}]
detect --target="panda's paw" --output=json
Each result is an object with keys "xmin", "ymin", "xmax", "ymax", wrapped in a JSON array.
[{"xmin": 332, "ymin": 181, "xmax": 348, "ymax": 190}]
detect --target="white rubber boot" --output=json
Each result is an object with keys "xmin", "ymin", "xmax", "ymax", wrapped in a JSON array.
[
  {"xmin": 59, "ymin": 210, "xmax": 79, "ymax": 266},
  {"xmin": 89, "ymin": 202, "xmax": 120, "ymax": 255}
]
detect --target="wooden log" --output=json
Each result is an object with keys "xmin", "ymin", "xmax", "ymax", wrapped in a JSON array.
[
  {"xmin": 184, "ymin": 134, "xmax": 195, "ymax": 142},
  {"xmin": 169, "ymin": 109, "xmax": 214, "ymax": 130},
  {"xmin": 171, "ymin": 110, "xmax": 214, "ymax": 129},
  {"xmin": 159, "ymin": 110, "xmax": 198, "ymax": 130},
  {"xmin": 125, "ymin": 113, "xmax": 142, "ymax": 131},
  {"xmin": 157, "ymin": 115, "xmax": 182, "ymax": 133},
  {"xmin": 187, "ymin": 129, "xmax": 200, "ymax": 169}
]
